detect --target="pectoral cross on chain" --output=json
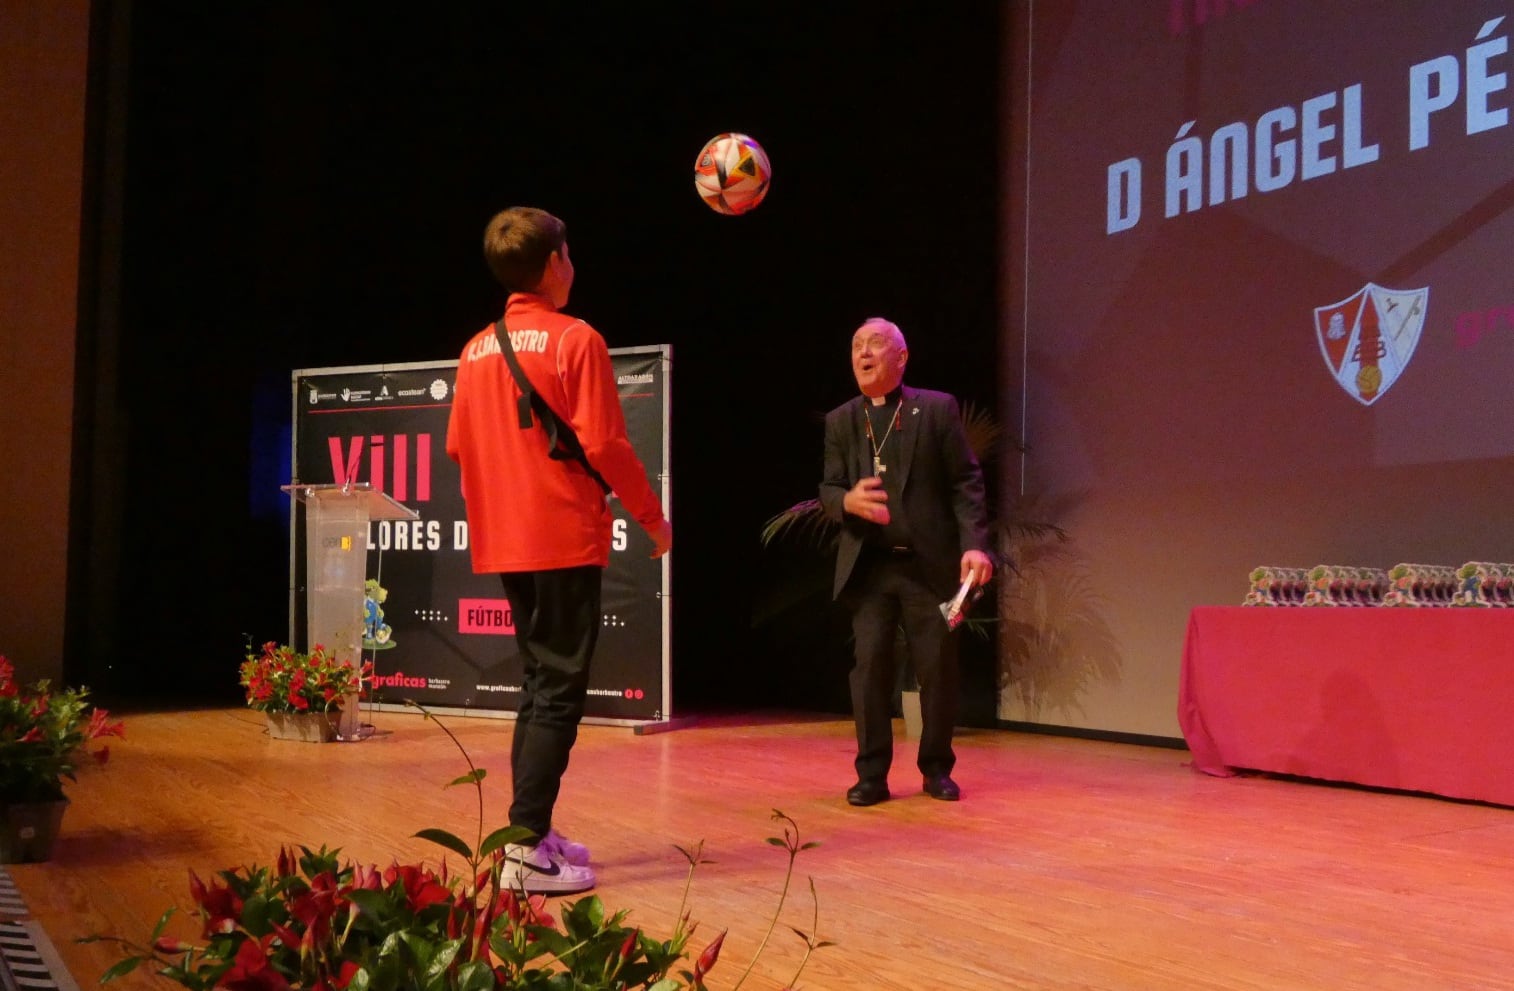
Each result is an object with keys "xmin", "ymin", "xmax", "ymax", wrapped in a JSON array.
[{"xmin": 864, "ymin": 397, "xmax": 902, "ymax": 479}]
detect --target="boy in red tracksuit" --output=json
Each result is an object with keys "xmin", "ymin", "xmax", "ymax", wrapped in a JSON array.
[{"xmin": 446, "ymin": 206, "xmax": 672, "ymax": 894}]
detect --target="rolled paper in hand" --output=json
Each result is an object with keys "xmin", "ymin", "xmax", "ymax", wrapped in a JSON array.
[{"xmin": 939, "ymin": 577, "xmax": 977, "ymax": 631}]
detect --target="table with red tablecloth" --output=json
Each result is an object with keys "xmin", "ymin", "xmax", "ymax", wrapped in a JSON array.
[{"xmin": 1178, "ymin": 606, "xmax": 1514, "ymax": 806}]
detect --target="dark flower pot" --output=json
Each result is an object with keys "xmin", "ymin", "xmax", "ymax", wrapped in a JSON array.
[{"xmin": 0, "ymin": 798, "xmax": 68, "ymax": 863}]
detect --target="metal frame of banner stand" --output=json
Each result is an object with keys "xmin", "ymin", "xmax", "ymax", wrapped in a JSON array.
[
  {"xmin": 350, "ymin": 701, "xmax": 697, "ymax": 734},
  {"xmin": 288, "ymin": 348, "xmax": 684, "ymax": 737}
]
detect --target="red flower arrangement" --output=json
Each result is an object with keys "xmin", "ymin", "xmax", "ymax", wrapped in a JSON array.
[
  {"xmin": 90, "ymin": 705, "xmax": 828, "ymax": 991},
  {"xmin": 238, "ymin": 642, "xmax": 369, "ymax": 715},
  {"xmin": 0, "ymin": 655, "xmax": 125, "ymax": 803}
]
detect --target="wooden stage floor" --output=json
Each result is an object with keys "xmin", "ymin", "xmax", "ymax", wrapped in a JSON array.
[{"xmin": 5, "ymin": 707, "xmax": 1513, "ymax": 990}]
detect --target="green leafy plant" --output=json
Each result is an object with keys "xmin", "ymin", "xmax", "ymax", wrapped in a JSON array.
[
  {"xmin": 239, "ymin": 641, "xmax": 369, "ymax": 715},
  {"xmin": 86, "ymin": 703, "xmax": 828, "ymax": 990},
  {"xmin": 762, "ymin": 400, "xmax": 1057, "ymax": 548},
  {"xmin": 756, "ymin": 402, "xmax": 1078, "ymax": 721},
  {"xmin": 0, "ymin": 654, "xmax": 124, "ymax": 803},
  {"xmin": 756, "ymin": 400, "xmax": 1043, "ymax": 623}
]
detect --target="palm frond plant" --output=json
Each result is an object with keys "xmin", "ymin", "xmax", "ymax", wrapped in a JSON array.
[{"xmin": 756, "ymin": 402, "xmax": 1067, "ymax": 723}]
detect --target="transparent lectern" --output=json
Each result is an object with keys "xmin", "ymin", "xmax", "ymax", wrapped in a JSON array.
[{"xmin": 282, "ymin": 483, "xmax": 419, "ymax": 739}]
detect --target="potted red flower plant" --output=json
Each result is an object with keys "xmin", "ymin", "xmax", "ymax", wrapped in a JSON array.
[
  {"xmin": 0, "ymin": 654, "xmax": 125, "ymax": 862},
  {"xmin": 239, "ymin": 641, "xmax": 370, "ymax": 743},
  {"xmin": 89, "ymin": 705, "xmax": 829, "ymax": 990}
]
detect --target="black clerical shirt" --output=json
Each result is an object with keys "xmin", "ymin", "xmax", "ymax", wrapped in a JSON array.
[{"xmin": 862, "ymin": 387, "xmax": 913, "ymax": 550}]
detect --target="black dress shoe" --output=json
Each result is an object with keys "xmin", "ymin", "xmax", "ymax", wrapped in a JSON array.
[
  {"xmin": 923, "ymin": 774, "xmax": 960, "ymax": 801},
  {"xmin": 846, "ymin": 779, "xmax": 890, "ymax": 806}
]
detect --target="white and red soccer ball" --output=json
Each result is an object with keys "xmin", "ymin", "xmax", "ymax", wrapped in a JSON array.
[{"xmin": 693, "ymin": 132, "xmax": 772, "ymax": 216}]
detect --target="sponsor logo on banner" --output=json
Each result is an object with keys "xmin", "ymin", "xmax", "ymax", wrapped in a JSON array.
[
  {"xmin": 587, "ymin": 686, "xmax": 646, "ymax": 699},
  {"xmin": 1313, "ymin": 283, "xmax": 1428, "ymax": 405},
  {"xmin": 293, "ymin": 349, "xmax": 665, "ymax": 720},
  {"xmin": 373, "ymin": 671, "xmax": 429, "ymax": 689}
]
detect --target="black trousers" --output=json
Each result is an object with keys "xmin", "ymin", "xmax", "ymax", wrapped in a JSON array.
[
  {"xmin": 842, "ymin": 551, "xmax": 959, "ymax": 781},
  {"xmin": 498, "ymin": 565, "xmax": 602, "ymax": 838}
]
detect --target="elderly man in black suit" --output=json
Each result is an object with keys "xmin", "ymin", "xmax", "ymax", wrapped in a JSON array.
[{"xmin": 820, "ymin": 317, "xmax": 994, "ymax": 806}]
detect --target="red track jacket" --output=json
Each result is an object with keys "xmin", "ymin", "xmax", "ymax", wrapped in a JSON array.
[{"xmin": 445, "ymin": 292, "xmax": 664, "ymax": 573}]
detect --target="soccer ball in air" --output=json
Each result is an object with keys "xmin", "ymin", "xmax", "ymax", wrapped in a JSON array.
[{"xmin": 694, "ymin": 132, "xmax": 771, "ymax": 215}]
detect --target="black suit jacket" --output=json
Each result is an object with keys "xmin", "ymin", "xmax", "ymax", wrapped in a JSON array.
[{"xmin": 819, "ymin": 385, "xmax": 990, "ymax": 601}]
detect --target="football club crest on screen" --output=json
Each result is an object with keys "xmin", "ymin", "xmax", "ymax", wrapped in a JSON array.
[{"xmin": 1313, "ymin": 283, "xmax": 1428, "ymax": 405}]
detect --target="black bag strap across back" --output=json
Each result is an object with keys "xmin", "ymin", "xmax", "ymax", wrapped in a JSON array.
[{"xmin": 493, "ymin": 319, "xmax": 612, "ymax": 494}]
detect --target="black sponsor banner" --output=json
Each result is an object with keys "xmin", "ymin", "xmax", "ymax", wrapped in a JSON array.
[{"xmin": 291, "ymin": 348, "xmax": 670, "ymax": 723}]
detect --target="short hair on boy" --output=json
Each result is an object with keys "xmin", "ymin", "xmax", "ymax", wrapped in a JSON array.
[{"xmin": 482, "ymin": 207, "xmax": 567, "ymax": 291}]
